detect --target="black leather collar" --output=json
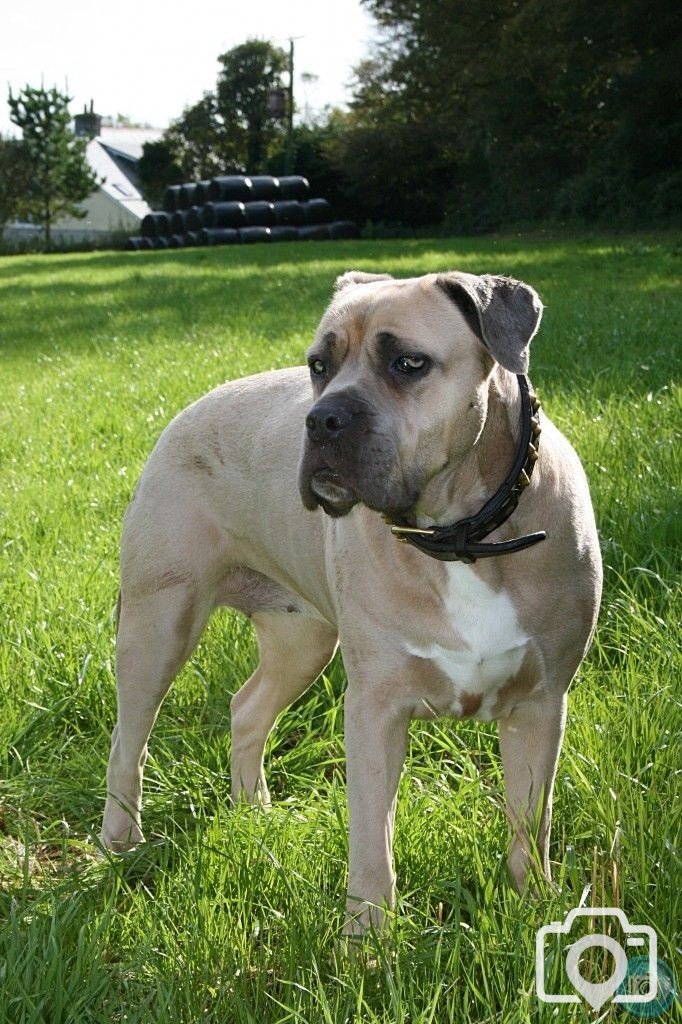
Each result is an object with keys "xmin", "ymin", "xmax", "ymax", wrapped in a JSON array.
[{"xmin": 388, "ymin": 374, "xmax": 546, "ymax": 562}]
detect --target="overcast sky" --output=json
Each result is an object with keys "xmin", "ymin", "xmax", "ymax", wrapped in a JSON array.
[{"xmin": 2, "ymin": 0, "xmax": 377, "ymax": 135}]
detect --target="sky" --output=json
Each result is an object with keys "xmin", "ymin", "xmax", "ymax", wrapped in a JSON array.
[{"xmin": 1, "ymin": 0, "xmax": 377, "ymax": 136}]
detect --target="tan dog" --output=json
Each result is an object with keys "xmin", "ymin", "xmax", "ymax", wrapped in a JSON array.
[{"xmin": 101, "ymin": 270, "xmax": 601, "ymax": 935}]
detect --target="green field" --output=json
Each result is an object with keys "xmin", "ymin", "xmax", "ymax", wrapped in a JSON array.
[{"xmin": 0, "ymin": 236, "xmax": 680, "ymax": 1023}]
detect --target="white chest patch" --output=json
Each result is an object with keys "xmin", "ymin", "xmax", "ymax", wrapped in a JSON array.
[{"xmin": 405, "ymin": 563, "xmax": 529, "ymax": 720}]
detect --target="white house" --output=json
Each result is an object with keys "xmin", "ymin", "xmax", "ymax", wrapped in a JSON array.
[{"xmin": 4, "ymin": 108, "xmax": 162, "ymax": 246}]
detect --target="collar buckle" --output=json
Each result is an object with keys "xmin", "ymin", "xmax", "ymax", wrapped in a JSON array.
[{"xmin": 390, "ymin": 524, "xmax": 436, "ymax": 538}]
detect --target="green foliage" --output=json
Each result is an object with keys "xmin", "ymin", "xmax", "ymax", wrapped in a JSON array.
[
  {"xmin": 342, "ymin": 0, "xmax": 682, "ymax": 228},
  {"xmin": 216, "ymin": 39, "xmax": 288, "ymax": 172},
  {"xmin": 326, "ymin": 120, "xmax": 454, "ymax": 227},
  {"xmin": 136, "ymin": 139, "xmax": 183, "ymax": 209},
  {"xmin": 164, "ymin": 92, "xmax": 236, "ymax": 180},
  {"xmin": 142, "ymin": 39, "xmax": 289, "ymax": 203},
  {"xmin": 266, "ymin": 110, "xmax": 350, "ymax": 210},
  {"xmin": 0, "ymin": 234, "xmax": 679, "ymax": 1020},
  {"xmin": 7, "ymin": 85, "xmax": 100, "ymax": 249},
  {"xmin": 0, "ymin": 134, "xmax": 33, "ymax": 230}
]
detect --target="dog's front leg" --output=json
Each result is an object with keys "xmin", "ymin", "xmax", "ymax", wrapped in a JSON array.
[
  {"xmin": 498, "ymin": 690, "xmax": 567, "ymax": 891},
  {"xmin": 342, "ymin": 680, "xmax": 410, "ymax": 937}
]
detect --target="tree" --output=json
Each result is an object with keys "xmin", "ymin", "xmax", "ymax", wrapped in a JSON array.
[
  {"xmin": 137, "ymin": 139, "xmax": 183, "ymax": 209},
  {"xmin": 139, "ymin": 40, "xmax": 290, "ymax": 204},
  {"xmin": 266, "ymin": 109, "xmax": 351, "ymax": 212},
  {"xmin": 216, "ymin": 40, "xmax": 288, "ymax": 172},
  {"xmin": 0, "ymin": 135, "xmax": 33, "ymax": 236},
  {"xmin": 351, "ymin": 0, "xmax": 682, "ymax": 227},
  {"xmin": 329, "ymin": 120, "xmax": 455, "ymax": 227},
  {"xmin": 164, "ymin": 93, "xmax": 236, "ymax": 180},
  {"xmin": 8, "ymin": 85, "xmax": 100, "ymax": 250}
]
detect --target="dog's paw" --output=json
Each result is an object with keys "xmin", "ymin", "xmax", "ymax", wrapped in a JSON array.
[
  {"xmin": 98, "ymin": 823, "xmax": 144, "ymax": 855},
  {"xmin": 230, "ymin": 784, "xmax": 272, "ymax": 810},
  {"xmin": 332, "ymin": 927, "xmax": 395, "ymax": 970}
]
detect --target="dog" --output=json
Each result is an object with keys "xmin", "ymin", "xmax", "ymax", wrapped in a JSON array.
[{"xmin": 100, "ymin": 269, "xmax": 602, "ymax": 935}]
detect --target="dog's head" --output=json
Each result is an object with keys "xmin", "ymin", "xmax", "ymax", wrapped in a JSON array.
[{"xmin": 298, "ymin": 270, "xmax": 543, "ymax": 519}]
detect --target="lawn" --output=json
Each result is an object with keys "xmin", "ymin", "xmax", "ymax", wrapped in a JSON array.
[{"xmin": 0, "ymin": 234, "xmax": 680, "ymax": 1023}]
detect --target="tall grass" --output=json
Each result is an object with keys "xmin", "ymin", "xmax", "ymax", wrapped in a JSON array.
[{"xmin": 0, "ymin": 234, "xmax": 679, "ymax": 1022}]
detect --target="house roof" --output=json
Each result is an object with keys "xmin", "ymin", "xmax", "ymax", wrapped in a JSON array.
[
  {"xmin": 97, "ymin": 126, "xmax": 164, "ymax": 161},
  {"xmin": 86, "ymin": 133, "xmax": 158, "ymax": 221}
]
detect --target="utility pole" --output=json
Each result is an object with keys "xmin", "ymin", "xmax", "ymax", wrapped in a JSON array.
[{"xmin": 285, "ymin": 37, "xmax": 295, "ymax": 175}]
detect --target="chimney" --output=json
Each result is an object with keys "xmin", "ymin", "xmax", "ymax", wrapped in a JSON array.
[{"xmin": 74, "ymin": 100, "xmax": 102, "ymax": 139}]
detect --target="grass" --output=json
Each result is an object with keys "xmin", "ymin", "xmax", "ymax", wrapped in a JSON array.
[{"xmin": 0, "ymin": 233, "xmax": 680, "ymax": 1023}]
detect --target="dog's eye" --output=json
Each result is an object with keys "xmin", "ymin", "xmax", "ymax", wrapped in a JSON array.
[
  {"xmin": 393, "ymin": 354, "xmax": 429, "ymax": 375},
  {"xmin": 309, "ymin": 358, "xmax": 327, "ymax": 376}
]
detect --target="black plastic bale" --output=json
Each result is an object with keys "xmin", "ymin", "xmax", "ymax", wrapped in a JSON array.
[
  {"xmin": 239, "ymin": 226, "xmax": 272, "ymax": 244},
  {"xmin": 298, "ymin": 224, "xmax": 332, "ymax": 241},
  {"xmin": 185, "ymin": 206, "xmax": 203, "ymax": 231},
  {"xmin": 329, "ymin": 221, "xmax": 360, "ymax": 240},
  {"xmin": 303, "ymin": 198, "xmax": 333, "ymax": 225},
  {"xmin": 243, "ymin": 201, "xmax": 276, "ymax": 226},
  {"xmin": 278, "ymin": 176, "xmax": 310, "ymax": 201},
  {"xmin": 163, "ymin": 185, "xmax": 182, "ymax": 212},
  {"xmin": 169, "ymin": 234, "xmax": 186, "ymax": 248},
  {"xmin": 170, "ymin": 210, "xmax": 186, "ymax": 234},
  {"xmin": 178, "ymin": 183, "xmax": 199, "ymax": 209},
  {"xmin": 269, "ymin": 226, "xmax": 299, "ymax": 243},
  {"xmin": 141, "ymin": 211, "xmax": 171, "ymax": 238},
  {"xmin": 207, "ymin": 176, "xmax": 253, "ymax": 203},
  {"xmin": 140, "ymin": 237, "xmax": 155, "ymax": 250},
  {"xmin": 154, "ymin": 236, "xmax": 170, "ymax": 249},
  {"xmin": 185, "ymin": 230, "xmax": 199, "ymax": 246},
  {"xmin": 248, "ymin": 176, "xmax": 280, "ymax": 200},
  {"xmin": 272, "ymin": 201, "xmax": 305, "ymax": 227},
  {"xmin": 193, "ymin": 180, "xmax": 211, "ymax": 206},
  {"xmin": 126, "ymin": 236, "xmax": 143, "ymax": 250},
  {"xmin": 199, "ymin": 228, "xmax": 240, "ymax": 246},
  {"xmin": 202, "ymin": 201, "xmax": 247, "ymax": 228}
]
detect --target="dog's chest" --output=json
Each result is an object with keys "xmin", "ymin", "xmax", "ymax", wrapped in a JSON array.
[{"xmin": 404, "ymin": 563, "xmax": 531, "ymax": 721}]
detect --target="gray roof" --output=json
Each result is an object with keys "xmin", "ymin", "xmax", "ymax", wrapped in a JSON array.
[
  {"xmin": 97, "ymin": 126, "xmax": 163, "ymax": 161},
  {"xmin": 86, "ymin": 134, "xmax": 157, "ymax": 222}
]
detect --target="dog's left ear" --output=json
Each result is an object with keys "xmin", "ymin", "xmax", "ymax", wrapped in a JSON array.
[{"xmin": 436, "ymin": 272, "xmax": 543, "ymax": 374}]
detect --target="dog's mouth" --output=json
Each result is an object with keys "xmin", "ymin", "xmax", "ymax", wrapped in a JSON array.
[
  {"xmin": 309, "ymin": 468, "xmax": 357, "ymax": 517},
  {"xmin": 298, "ymin": 425, "xmax": 419, "ymax": 521}
]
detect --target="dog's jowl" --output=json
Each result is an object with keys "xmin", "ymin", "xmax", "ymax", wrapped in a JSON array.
[{"xmin": 101, "ymin": 270, "xmax": 602, "ymax": 935}]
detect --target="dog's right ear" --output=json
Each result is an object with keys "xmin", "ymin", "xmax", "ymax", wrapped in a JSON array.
[{"xmin": 334, "ymin": 271, "xmax": 394, "ymax": 293}]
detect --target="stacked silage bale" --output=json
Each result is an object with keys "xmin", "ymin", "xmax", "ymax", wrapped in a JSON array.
[{"xmin": 127, "ymin": 175, "xmax": 358, "ymax": 250}]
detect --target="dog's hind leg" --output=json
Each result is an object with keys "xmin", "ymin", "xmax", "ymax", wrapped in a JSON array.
[
  {"xmin": 230, "ymin": 612, "xmax": 338, "ymax": 805},
  {"xmin": 100, "ymin": 581, "xmax": 212, "ymax": 851}
]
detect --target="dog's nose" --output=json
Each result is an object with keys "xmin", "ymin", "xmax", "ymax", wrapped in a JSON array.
[{"xmin": 306, "ymin": 399, "xmax": 354, "ymax": 441}]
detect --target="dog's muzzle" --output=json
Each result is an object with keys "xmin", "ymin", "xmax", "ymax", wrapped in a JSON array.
[
  {"xmin": 299, "ymin": 389, "xmax": 417, "ymax": 519},
  {"xmin": 298, "ymin": 393, "xmax": 370, "ymax": 516}
]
